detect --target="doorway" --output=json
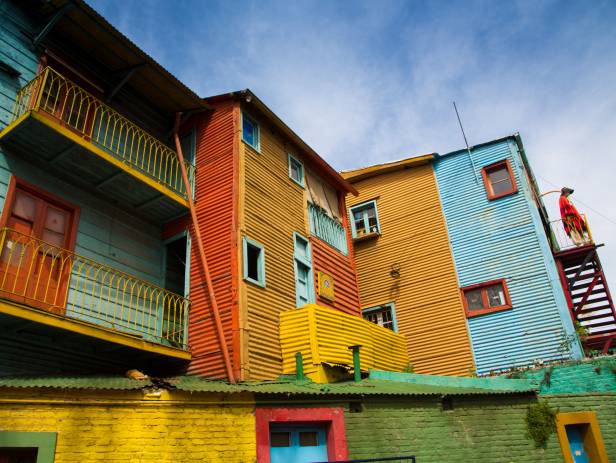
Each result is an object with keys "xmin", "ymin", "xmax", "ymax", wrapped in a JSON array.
[{"xmin": 270, "ymin": 426, "xmax": 328, "ymax": 463}]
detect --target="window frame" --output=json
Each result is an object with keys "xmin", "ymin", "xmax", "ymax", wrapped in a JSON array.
[
  {"xmin": 0, "ymin": 431, "xmax": 57, "ymax": 463},
  {"xmin": 293, "ymin": 232, "xmax": 314, "ymax": 307},
  {"xmin": 288, "ymin": 154, "xmax": 305, "ymax": 188},
  {"xmin": 481, "ymin": 159, "xmax": 518, "ymax": 201},
  {"xmin": 555, "ymin": 411, "xmax": 608, "ymax": 463},
  {"xmin": 349, "ymin": 199, "xmax": 381, "ymax": 240},
  {"xmin": 461, "ymin": 278, "xmax": 512, "ymax": 318},
  {"xmin": 241, "ymin": 111, "xmax": 260, "ymax": 152},
  {"xmin": 362, "ymin": 302, "xmax": 398, "ymax": 332},
  {"xmin": 243, "ymin": 236, "xmax": 266, "ymax": 288}
]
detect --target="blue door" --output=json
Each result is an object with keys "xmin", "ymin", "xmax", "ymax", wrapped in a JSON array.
[
  {"xmin": 270, "ymin": 426, "xmax": 328, "ymax": 463},
  {"xmin": 566, "ymin": 425, "xmax": 590, "ymax": 463}
]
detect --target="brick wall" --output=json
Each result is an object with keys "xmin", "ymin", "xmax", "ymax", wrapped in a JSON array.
[
  {"xmin": 0, "ymin": 390, "xmax": 256, "ymax": 463},
  {"xmin": 344, "ymin": 394, "xmax": 616, "ymax": 462}
]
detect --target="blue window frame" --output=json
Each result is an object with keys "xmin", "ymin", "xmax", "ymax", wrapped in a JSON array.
[
  {"xmin": 270, "ymin": 426, "xmax": 328, "ymax": 463},
  {"xmin": 0, "ymin": 431, "xmax": 57, "ymax": 463},
  {"xmin": 243, "ymin": 236, "xmax": 266, "ymax": 287},
  {"xmin": 349, "ymin": 200, "xmax": 381, "ymax": 238},
  {"xmin": 362, "ymin": 303, "xmax": 397, "ymax": 332},
  {"xmin": 288, "ymin": 154, "xmax": 305, "ymax": 187},
  {"xmin": 293, "ymin": 232, "xmax": 314, "ymax": 307},
  {"xmin": 242, "ymin": 112, "xmax": 260, "ymax": 151}
]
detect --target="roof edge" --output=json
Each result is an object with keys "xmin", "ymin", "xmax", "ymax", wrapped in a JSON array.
[{"xmin": 341, "ymin": 154, "xmax": 435, "ymax": 183}]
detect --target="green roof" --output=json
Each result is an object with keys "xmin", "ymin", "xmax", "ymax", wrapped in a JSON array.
[{"xmin": 0, "ymin": 372, "xmax": 536, "ymax": 396}]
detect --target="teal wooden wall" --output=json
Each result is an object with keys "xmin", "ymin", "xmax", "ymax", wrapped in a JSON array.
[{"xmin": 0, "ymin": 0, "xmax": 170, "ymax": 342}]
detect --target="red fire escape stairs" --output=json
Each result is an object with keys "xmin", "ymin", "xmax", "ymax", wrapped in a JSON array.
[{"xmin": 554, "ymin": 244, "xmax": 616, "ymax": 354}]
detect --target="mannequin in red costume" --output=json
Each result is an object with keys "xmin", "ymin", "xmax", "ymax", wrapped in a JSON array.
[{"xmin": 559, "ymin": 187, "xmax": 588, "ymax": 246}]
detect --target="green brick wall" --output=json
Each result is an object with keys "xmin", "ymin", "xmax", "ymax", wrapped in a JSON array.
[{"xmin": 344, "ymin": 394, "xmax": 616, "ymax": 462}]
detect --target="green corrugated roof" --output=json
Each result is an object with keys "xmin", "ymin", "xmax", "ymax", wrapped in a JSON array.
[
  {"xmin": 0, "ymin": 376, "xmax": 151, "ymax": 390},
  {"xmin": 0, "ymin": 373, "xmax": 536, "ymax": 396}
]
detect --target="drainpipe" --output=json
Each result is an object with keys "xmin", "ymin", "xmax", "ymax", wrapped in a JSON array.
[
  {"xmin": 174, "ymin": 112, "xmax": 235, "ymax": 384},
  {"xmin": 349, "ymin": 345, "xmax": 362, "ymax": 382},
  {"xmin": 295, "ymin": 352, "xmax": 305, "ymax": 381}
]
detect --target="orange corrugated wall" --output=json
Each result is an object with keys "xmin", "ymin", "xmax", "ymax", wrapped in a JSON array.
[{"xmin": 186, "ymin": 100, "xmax": 238, "ymax": 378}]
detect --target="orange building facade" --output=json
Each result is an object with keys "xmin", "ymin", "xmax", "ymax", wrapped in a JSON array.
[
  {"xmin": 343, "ymin": 156, "xmax": 476, "ymax": 376},
  {"xmin": 179, "ymin": 91, "xmax": 364, "ymax": 381}
]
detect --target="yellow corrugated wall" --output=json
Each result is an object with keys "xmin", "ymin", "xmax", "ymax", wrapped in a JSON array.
[
  {"xmin": 240, "ymin": 111, "xmax": 308, "ymax": 380},
  {"xmin": 280, "ymin": 304, "xmax": 408, "ymax": 382},
  {"xmin": 347, "ymin": 163, "xmax": 475, "ymax": 376}
]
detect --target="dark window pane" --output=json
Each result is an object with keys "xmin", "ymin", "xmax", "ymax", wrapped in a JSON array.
[
  {"xmin": 465, "ymin": 289, "xmax": 485, "ymax": 310},
  {"xmin": 243, "ymin": 117, "xmax": 256, "ymax": 147},
  {"xmin": 486, "ymin": 283, "xmax": 506, "ymax": 307},
  {"xmin": 246, "ymin": 243, "xmax": 260, "ymax": 281},
  {"xmin": 487, "ymin": 166, "xmax": 510, "ymax": 183},
  {"xmin": 299, "ymin": 431, "xmax": 319, "ymax": 447},
  {"xmin": 487, "ymin": 166, "xmax": 514, "ymax": 195},
  {"xmin": 271, "ymin": 432, "xmax": 291, "ymax": 447}
]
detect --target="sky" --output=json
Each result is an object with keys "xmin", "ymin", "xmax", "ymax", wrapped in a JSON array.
[{"xmin": 90, "ymin": 0, "xmax": 616, "ymax": 288}]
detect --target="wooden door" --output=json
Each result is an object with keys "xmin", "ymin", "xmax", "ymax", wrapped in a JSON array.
[{"xmin": 0, "ymin": 182, "xmax": 78, "ymax": 315}]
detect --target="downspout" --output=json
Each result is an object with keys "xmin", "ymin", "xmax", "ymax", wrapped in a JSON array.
[{"xmin": 174, "ymin": 112, "xmax": 235, "ymax": 383}]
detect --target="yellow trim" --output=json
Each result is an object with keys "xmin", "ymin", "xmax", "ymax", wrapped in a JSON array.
[
  {"xmin": 27, "ymin": 111, "xmax": 189, "ymax": 207},
  {"xmin": 0, "ymin": 299, "xmax": 191, "ymax": 360},
  {"xmin": 341, "ymin": 154, "xmax": 434, "ymax": 182},
  {"xmin": 556, "ymin": 411, "xmax": 608, "ymax": 463},
  {"xmin": 0, "ymin": 112, "xmax": 31, "ymax": 140}
]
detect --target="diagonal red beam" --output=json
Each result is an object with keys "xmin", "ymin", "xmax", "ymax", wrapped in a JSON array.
[{"xmin": 174, "ymin": 112, "xmax": 235, "ymax": 383}]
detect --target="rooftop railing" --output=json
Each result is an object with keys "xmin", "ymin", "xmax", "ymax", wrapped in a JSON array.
[
  {"xmin": 549, "ymin": 214, "xmax": 593, "ymax": 253},
  {"xmin": 11, "ymin": 66, "xmax": 194, "ymax": 199},
  {"xmin": 0, "ymin": 228, "xmax": 189, "ymax": 348}
]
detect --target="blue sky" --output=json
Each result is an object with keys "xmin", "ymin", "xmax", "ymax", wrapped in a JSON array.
[{"xmin": 90, "ymin": 0, "xmax": 616, "ymax": 286}]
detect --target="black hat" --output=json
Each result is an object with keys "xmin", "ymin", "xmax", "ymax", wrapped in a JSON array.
[{"xmin": 561, "ymin": 187, "xmax": 574, "ymax": 195}]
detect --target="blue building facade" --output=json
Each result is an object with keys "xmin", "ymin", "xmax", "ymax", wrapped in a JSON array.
[{"xmin": 435, "ymin": 136, "xmax": 583, "ymax": 375}]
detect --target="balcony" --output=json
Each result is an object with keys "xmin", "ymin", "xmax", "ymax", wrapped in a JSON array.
[
  {"xmin": 549, "ymin": 214, "xmax": 594, "ymax": 253},
  {"xmin": 280, "ymin": 304, "xmax": 408, "ymax": 383},
  {"xmin": 0, "ymin": 67, "xmax": 193, "ymax": 223},
  {"xmin": 0, "ymin": 228, "xmax": 189, "ymax": 355},
  {"xmin": 308, "ymin": 202, "xmax": 348, "ymax": 254}
]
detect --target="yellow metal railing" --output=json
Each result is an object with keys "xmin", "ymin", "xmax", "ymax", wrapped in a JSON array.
[
  {"xmin": 0, "ymin": 228, "xmax": 189, "ymax": 348},
  {"xmin": 549, "ymin": 214, "xmax": 593, "ymax": 252},
  {"xmin": 11, "ymin": 67, "xmax": 194, "ymax": 199}
]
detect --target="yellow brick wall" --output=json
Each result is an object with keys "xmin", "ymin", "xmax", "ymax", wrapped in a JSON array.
[{"xmin": 0, "ymin": 389, "xmax": 256, "ymax": 463}]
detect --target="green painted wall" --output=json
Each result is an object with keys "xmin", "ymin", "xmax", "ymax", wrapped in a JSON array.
[
  {"xmin": 512, "ymin": 357, "xmax": 616, "ymax": 394},
  {"xmin": 344, "ymin": 394, "xmax": 616, "ymax": 462}
]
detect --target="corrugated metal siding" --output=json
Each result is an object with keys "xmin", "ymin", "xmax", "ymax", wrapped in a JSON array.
[
  {"xmin": 280, "ymin": 304, "xmax": 408, "ymax": 382},
  {"xmin": 435, "ymin": 139, "xmax": 577, "ymax": 375},
  {"xmin": 242, "ymin": 112, "xmax": 306, "ymax": 380},
  {"xmin": 186, "ymin": 100, "xmax": 237, "ymax": 378},
  {"xmin": 311, "ymin": 234, "xmax": 361, "ymax": 316},
  {"xmin": 347, "ymin": 165, "xmax": 475, "ymax": 376}
]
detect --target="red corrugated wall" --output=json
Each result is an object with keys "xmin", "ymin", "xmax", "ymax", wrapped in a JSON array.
[
  {"xmin": 311, "ymin": 194, "xmax": 362, "ymax": 317},
  {"xmin": 185, "ymin": 100, "xmax": 238, "ymax": 378}
]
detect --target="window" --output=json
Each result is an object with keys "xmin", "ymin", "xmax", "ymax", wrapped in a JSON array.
[
  {"xmin": 307, "ymin": 203, "xmax": 348, "ymax": 255},
  {"xmin": 0, "ymin": 431, "xmax": 57, "ymax": 463},
  {"xmin": 288, "ymin": 154, "xmax": 304, "ymax": 187},
  {"xmin": 481, "ymin": 160, "xmax": 517, "ymax": 200},
  {"xmin": 461, "ymin": 279, "xmax": 512, "ymax": 318},
  {"xmin": 362, "ymin": 303, "xmax": 397, "ymax": 331},
  {"xmin": 294, "ymin": 233, "xmax": 314, "ymax": 307},
  {"xmin": 349, "ymin": 200, "xmax": 380, "ymax": 239},
  {"xmin": 180, "ymin": 129, "xmax": 196, "ymax": 164},
  {"xmin": 242, "ymin": 112, "xmax": 260, "ymax": 151},
  {"xmin": 243, "ymin": 237, "xmax": 266, "ymax": 287}
]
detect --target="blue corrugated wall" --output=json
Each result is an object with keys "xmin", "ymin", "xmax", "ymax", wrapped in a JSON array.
[{"xmin": 435, "ymin": 138, "xmax": 582, "ymax": 374}]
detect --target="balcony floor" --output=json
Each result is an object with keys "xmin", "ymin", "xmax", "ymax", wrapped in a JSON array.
[
  {"xmin": 0, "ymin": 298, "xmax": 191, "ymax": 376},
  {"xmin": 0, "ymin": 111, "xmax": 189, "ymax": 224}
]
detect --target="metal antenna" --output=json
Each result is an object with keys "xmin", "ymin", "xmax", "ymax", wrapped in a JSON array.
[{"xmin": 453, "ymin": 101, "xmax": 479, "ymax": 182}]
